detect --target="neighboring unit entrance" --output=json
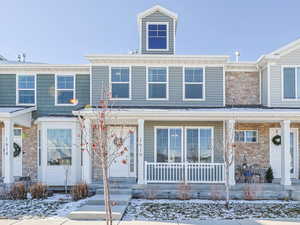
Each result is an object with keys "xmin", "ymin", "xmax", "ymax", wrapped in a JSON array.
[
  {"xmin": 270, "ymin": 128, "xmax": 298, "ymax": 179},
  {"xmin": 1, "ymin": 128, "xmax": 22, "ymax": 177},
  {"xmin": 109, "ymin": 127, "xmax": 136, "ymax": 178}
]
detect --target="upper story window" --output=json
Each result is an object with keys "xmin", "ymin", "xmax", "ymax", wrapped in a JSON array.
[
  {"xmin": 147, "ymin": 67, "xmax": 168, "ymax": 100},
  {"xmin": 183, "ymin": 68, "xmax": 204, "ymax": 100},
  {"xmin": 147, "ymin": 23, "xmax": 168, "ymax": 50},
  {"xmin": 235, "ymin": 130, "xmax": 258, "ymax": 143},
  {"xmin": 55, "ymin": 75, "xmax": 75, "ymax": 105},
  {"xmin": 110, "ymin": 67, "xmax": 130, "ymax": 99},
  {"xmin": 17, "ymin": 74, "xmax": 36, "ymax": 105},
  {"xmin": 283, "ymin": 67, "xmax": 300, "ymax": 99}
]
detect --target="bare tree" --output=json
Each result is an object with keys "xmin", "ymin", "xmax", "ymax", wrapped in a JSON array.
[
  {"xmin": 223, "ymin": 120, "xmax": 236, "ymax": 209},
  {"xmin": 77, "ymin": 91, "xmax": 132, "ymax": 225}
]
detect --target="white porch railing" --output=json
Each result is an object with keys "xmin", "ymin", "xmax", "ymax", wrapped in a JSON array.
[{"xmin": 145, "ymin": 162, "xmax": 225, "ymax": 184}]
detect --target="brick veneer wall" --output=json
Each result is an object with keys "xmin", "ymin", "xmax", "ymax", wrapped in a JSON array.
[
  {"xmin": 226, "ymin": 71, "xmax": 260, "ymax": 105},
  {"xmin": 235, "ymin": 122, "xmax": 300, "ymax": 178}
]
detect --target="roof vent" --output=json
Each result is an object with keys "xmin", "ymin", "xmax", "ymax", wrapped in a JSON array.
[{"xmin": 235, "ymin": 51, "xmax": 240, "ymax": 62}]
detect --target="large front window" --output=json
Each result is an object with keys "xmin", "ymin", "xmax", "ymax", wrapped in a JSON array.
[
  {"xmin": 156, "ymin": 128, "xmax": 182, "ymax": 162},
  {"xmin": 283, "ymin": 67, "xmax": 300, "ymax": 99},
  {"xmin": 17, "ymin": 75, "xmax": 35, "ymax": 105},
  {"xmin": 184, "ymin": 68, "xmax": 204, "ymax": 100},
  {"xmin": 147, "ymin": 23, "xmax": 168, "ymax": 50},
  {"xmin": 148, "ymin": 67, "xmax": 167, "ymax": 99},
  {"xmin": 186, "ymin": 128, "xmax": 213, "ymax": 163},
  {"xmin": 56, "ymin": 75, "xmax": 75, "ymax": 105},
  {"xmin": 111, "ymin": 67, "xmax": 130, "ymax": 99},
  {"xmin": 47, "ymin": 129, "xmax": 72, "ymax": 165}
]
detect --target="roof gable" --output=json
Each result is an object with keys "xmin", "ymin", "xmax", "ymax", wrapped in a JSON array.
[
  {"xmin": 268, "ymin": 37, "xmax": 300, "ymax": 57},
  {"xmin": 137, "ymin": 5, "xmax": 178, "ymax": 23}
]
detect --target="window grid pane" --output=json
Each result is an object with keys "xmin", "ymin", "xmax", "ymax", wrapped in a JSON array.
[
  {"xmin": 19, "ymin": 90, "xmax": 35, "ymax": 104},
  {"xmin": 187, "ymin": 129, "xmax": 199, "ymax": 162},
  {"xmin": 57, "ymin": 76, "xmax": 74, "ymax": 89},
  {"xmin": 111, "ymin": 67, "xmax": 130, "ymax": 99},
  {"xmin": 156, "ymin": 129, "xmax": 168, "ymax": 162},
  {"xmin": 148, "ymin": 24, "xmax": 167, "ymax": 49},
  {"xmin": 57, "ymin": 90, "xmax": 74, "ymax": 104},
  {"xmin": 19, "ymin": 76, "xmax": 35, "ymax": 89}
]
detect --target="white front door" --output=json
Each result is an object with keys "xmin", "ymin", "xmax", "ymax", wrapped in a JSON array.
[
  {"xmin": 109, "ymin": 127, "xmax": 136, "ymax": 178},
  {"xmin": 1, "ymin": 128, "xmax": 22, "ymax": 177},
  {"xmin": 41, "ymin": 122, "xmax": 78, "ymax": 186},
  {"xmin": 270, "ymin": 128, "xmax": 298, "ymax": 179}
]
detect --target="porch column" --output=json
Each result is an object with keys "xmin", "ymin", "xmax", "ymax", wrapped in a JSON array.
[
  {"xmin": 3, "ymin": 119, "xmax": 14, "ymax": 184},
  {"xmin": 82, "ymin": 118, "xmax": 92, "ymax": 184},
  {"xmin": 280, "ymin": 120, "xmax": 291, "ymax": 186},
  {"xmin": 227, "ymin": 120, "xmax": 236, "ymax": 186},
  {"xmin": 138, "ymin": 119, "xmax": 144, "ymax": 184}
]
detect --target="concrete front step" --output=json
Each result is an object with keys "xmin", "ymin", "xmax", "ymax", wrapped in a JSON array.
[
  {"xmin": 96, "ymin": 188, "xmax": 132, "ymax": 195},
  {"xmin": 86, "ymin": 194, "xmax": 131, "ymax": 205},
  {"xmin": 68, "ymin": 204, "xmax": 127, "ymax": 220}
]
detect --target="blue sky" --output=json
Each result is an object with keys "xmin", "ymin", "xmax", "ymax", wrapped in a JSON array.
[{"xmin": 1, "ymin": 0, "xmax": 300, "ymax": 64}]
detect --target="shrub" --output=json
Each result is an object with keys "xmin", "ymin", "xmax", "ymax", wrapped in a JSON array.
[
  {"xmin": 71, "ymin": 183, "xmax": 89, "ymax": 201},
  {"xmin": 265, "ymin": 167, "xmax": 274, "ymax": 183},
  {"xmin": 10, "ymin": 183, "xmax": 27, "ymax": 200},
  {"xmin": 29, "ymin": 183, "xmax": 48, "ymax": 199},
  {"xmin": 144, "ymin": 186, "xmax": 157, "ymax": 200}
]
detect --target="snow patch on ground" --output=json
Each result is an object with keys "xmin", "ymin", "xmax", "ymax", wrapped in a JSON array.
[
  {"xmin": 0, "ymin": 194, "xmax": 90, "ymax": 219},
  {"xmin": 123, "ymin": 199, "xmax": 300, "ymax": 222}
]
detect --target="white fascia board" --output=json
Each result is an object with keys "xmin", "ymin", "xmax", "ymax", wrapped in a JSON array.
[
  {"xmin": 137, "ymin": 5, "xmax": 178, "ymax": 23},
  {"xmin": 35, "ymin": 117, "xmax": 78, "ymax": 124},
  {"xmin": 73, "ymin": 108, "xmax": 300, "ymax": 121}
]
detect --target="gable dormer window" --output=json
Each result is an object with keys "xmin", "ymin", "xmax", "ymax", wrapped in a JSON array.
[{"xmin": 147, "ymin": 23, "xmax": 168, "ymax": 51}]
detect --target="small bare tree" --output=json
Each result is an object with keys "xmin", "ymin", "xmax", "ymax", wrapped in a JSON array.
[
  {"xmin": 77, "ymin": 91, "xmax": 132, "ymax": 225},
  {"xmin": 223, "ymin": 120, "xmax": 236, "ymax": 209}
]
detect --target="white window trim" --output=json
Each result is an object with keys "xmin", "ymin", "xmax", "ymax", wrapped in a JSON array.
[
  {"xmin": 109, "ymin": 66, "xmax": 131, "ymax": 100},
  {"xmin": 55, "ymin": 74, "xmax": 76, "ymax": 106},
  {"xmin": 182, "ymin": 67, "xmax": 206, "ymax": 101},
  {"xmin": 185, "ymin": 126, "xmax": 214, "ymax": 163},
  {"xmin": 154, "ymin": 126, "xmax": 184, "ymax": 163},
  {"xmin": 16, "ymin": 74, "xmax": 36, "ymax": 106},
  {"xmin": 146, "ymin": 66, "xmax": 169, "ymax": 100},
  {"xmin": 235, "ymin": 130, "xmax": 258, "ymax": 143},
  {"xmin": 146, "ymin": 22, "xmax": 169, "ymax": 51},
  {"xmin": 281, "ymin": 65, "xmax": 300, "ymax": 101}
]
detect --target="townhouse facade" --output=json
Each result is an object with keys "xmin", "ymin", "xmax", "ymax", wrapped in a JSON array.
[{"xmin": 1, "ymin": 5, "xmax": 300, "ymax": 187}]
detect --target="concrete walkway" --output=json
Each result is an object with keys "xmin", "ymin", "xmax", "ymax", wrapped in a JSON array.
[{"xmin": 1, "ymin": 219, "xmax": 300, "ymax": 225}]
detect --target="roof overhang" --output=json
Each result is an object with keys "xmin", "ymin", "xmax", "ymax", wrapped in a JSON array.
[
  {"xmin": 73, "ymin": 108, "xmax": 300, "ymax": 122},
  {"xmin": 0, "ymin": 107, "xmax": 36, "ymax": 127},
  {"xmin": 0, "ymin": 64, "xmax": 90, "ymax": 74},
  {"xmin": 86, "ymin": 54, "xmax": 229, "ymax": 65}
]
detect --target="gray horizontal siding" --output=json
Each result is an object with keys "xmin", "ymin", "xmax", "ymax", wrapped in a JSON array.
[
  {"xmin": 0, "ymin": 74, "xmax": 16, "ymax": 106},
  {"xmin": 141, "ymin": 12, "xmax": 174, "ymax": 55},
  {"xmin": 144, "ymin": 121, "xmax": 224, "ymax": 163},
  {"xmin": 261, "ymin": 67, "xmax": 268, "ymax": 106},
  {"xmin": 92, "ymin": 66, "xmax": 224, "ymax": 107},
  {"xmin": 36, "ymin": 74, "xmax": 90, "ymax": 117}
]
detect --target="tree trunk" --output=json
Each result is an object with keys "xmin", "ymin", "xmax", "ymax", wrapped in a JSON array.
[
  {"xmin": 102, "ymin": 163, "xmax": 112, "ymax": 225},
  {"xmin": 225, "ymin": 164, "xmax": 230, "ymax": 209}
]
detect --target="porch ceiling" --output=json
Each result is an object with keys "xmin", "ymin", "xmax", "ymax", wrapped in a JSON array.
[{"xmin": 0, "ymin": 106, "xmax": 36, "ymax": 127}]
